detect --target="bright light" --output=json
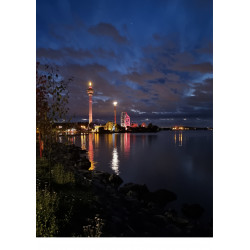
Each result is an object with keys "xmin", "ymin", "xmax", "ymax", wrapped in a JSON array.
[
  {"xmin": 113, "ymin": 101, "xmax": 117, "ymax": 106},
  {"xmin": 111, "ymin": 147, "xmax": 119, "ymax": 175},
  {"xmin": 89, "ymin": 81, "xmax": 92, "ymax": 86}
]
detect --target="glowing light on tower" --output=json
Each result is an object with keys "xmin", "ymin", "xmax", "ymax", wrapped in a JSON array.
[
  {"xmin": 113, "ymin": 101, "xmax": 117, "ymax": 124},
  {"xmin": 87, "ymin": 82, "xmax": 94, "ymax": 124}
]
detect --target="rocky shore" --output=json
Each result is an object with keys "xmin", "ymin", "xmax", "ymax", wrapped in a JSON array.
[{"xmin": 37, "ymin": 143, "xmax": 212, "ymax": 237}]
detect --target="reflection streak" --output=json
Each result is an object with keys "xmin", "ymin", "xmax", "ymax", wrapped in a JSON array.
[
  {"xmin": 111, "ymin": 147, "xmax": 119, "ymax": 175},
  {"xmin": 88, "ymin": 133, "xmax": 95, "ymax": 170},
  {"xmin": 179, "ymin": 132, "xmax": 183, "ymax": 147},
  {"xmin": 124, "ymin": 133, "xmax": 130, "ymax": 158}
]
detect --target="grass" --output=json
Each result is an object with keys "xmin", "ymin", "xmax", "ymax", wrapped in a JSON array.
[{"xmin": 36, "ymin": 188, "xmax": 58, "ymax": 237}]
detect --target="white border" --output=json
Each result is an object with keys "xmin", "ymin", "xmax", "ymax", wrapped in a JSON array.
[{"xmin": 1, "ymin": 0, "xmax": 250, "ymax": 249}]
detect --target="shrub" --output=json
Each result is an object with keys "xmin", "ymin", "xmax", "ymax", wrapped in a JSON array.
[
  {"xmin": 52, "ymin": 164, "xmax": 75, "ymax": 185},
  {"xmin": 36, "ymin": 188, "xmax": 59, "ymax": 237}
]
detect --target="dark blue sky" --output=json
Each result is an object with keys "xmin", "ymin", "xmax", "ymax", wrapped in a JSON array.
[{"xmin": 37, "ymin": 0, "xmax": 213, "ymax": 127}]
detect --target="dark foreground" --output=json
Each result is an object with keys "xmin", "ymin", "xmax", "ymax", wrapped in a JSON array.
[{"xmin": 36, "ymin": 143, "xmax": 212, "ymax": 237}]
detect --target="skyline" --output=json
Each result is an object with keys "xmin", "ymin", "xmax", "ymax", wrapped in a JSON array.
[{"xmin": 37, "ymin": 0, "xmax": 213, "ymax": 127}]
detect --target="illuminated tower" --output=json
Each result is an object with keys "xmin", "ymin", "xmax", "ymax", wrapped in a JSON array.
[
  {"xmin": 113, "ymin": 101, "xmax": 117, "ymax": 124},
  {"xmin": 87, "ymin": 82, "xmax": 94, "ymax": 124},
  {"xmin": 121, "ymin": 112, "xmax": 130, "ymax": 128}
]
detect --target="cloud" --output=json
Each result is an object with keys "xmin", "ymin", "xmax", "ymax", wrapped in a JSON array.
[
  {"xmin": 36, "ymin": 47, "xmax": 93, "ymax": 61},
  {"xmin": 93, "ymin": 48, "xmax": 116, "ymax": 58},
  {"xmin": 131, "ymin": 109, "xmax": 146, "ymax": 115},
  {"xmin": 178, "ymin": 62, "xmax": 213, "ymax": 73},
  {"xmin": 88, "ymin": 22, "xmax": 128, "ymax": 44},
  {"xmin": 184, "ymin": 77, "xmax": 213, "ymax": 116}
]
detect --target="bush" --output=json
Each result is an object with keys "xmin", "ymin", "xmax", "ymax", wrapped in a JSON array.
[
  {"xmin": 83, "ymin": 216, "xmax": 104, "ymax": 237},
  {"xmin": 36, "ymin": 188, "xmax": 59, "ymax": 237},
  {"xmin": 52, "ymin": 164, "xmax": 75, "ymax": 184}
]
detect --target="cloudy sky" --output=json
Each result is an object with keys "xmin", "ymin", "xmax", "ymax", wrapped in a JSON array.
[{"xmin": 37, "ymin": 0, "xmax": 213, "ymax": 127}]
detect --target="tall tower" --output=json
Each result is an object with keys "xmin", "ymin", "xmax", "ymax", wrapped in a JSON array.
[
  {"xmin": 87, "ymin": 82, "xmax": 94, "ymax": 124},
  {"xmin": 113, "ymin": 101, "xmax": 117, "ymax": 124}
]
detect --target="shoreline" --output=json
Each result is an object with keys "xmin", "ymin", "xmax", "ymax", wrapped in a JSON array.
[{"xmin": 57, "ymin": 128, "xmax": 213, "ymax": 136}]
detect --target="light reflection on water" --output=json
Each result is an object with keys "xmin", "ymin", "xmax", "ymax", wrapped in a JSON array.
[
  {"xmin": 88, "ymin": 133, "xmax": 95, "ymax": 170},
  {"xmin": 111, "ymin": 147, "xmax": 119, "ymax": 175}
]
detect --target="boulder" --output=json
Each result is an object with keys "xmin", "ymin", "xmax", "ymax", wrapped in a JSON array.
[
  {"xmin": 78, "ymin": 161, "xmax": 91, "ymax": 170},
  {"xmin": 108, "ymin": 174, "xmax": 123, "ymax": 188},
  {"xmin": 152, "ymin": 214, "xmax": 167, "ymax": 227},
  {"xmin": 181, "ymin": 203, "xmax": 204, "ymax": 219},
  {"xmin": 119, "ymin": 183, "xmax": 149, "ymax": 200},
  {"xmin": 147, "ymin": 189, "xmax": 177, "ymax": 206}
]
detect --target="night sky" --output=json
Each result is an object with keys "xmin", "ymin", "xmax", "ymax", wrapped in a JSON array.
[{"xmin": 36, "ymin": 0, "xmax": 213, "ymax": 127}]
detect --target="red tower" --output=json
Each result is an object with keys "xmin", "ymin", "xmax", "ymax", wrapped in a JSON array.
[{"xmin": 87, "ymin": 82, "xmax": 94, "ymax": 124}]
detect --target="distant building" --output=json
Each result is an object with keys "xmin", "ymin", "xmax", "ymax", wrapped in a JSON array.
[
  {"xmin": 130, "ymin": 122, "xmax": 138, "ymax": 128},
  {"xmin": 141, "ymin": 122, "xmax": 147, "ymax": 128},
  {"xmin": 121, "ymin": 112, "xmax": 130, "ymax": 128},
  {"xmin": 94, "ymin": 125, "xmax": 104, "ymax": 132},
  {"xmin": 104, "ymin": 121, "xmax": 114, "ymax": 131},
  {"xmin": 172, "ymin": 126, "xmax": 187, "ymax": 130}
]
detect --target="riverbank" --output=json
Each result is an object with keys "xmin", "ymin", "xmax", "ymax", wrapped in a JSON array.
[{"xmin": 36, "ymin": 142, "xmax": 212, "ymax": 237}]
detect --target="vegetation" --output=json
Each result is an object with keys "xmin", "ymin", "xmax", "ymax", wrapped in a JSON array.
[
  {"xmin": 52, "ymin": 164, "xmax": 75, "ymax": 185},
  {"xmin": 36, "ymin": 150, "xmax": 102, "ymax": 237},
  {"xmin": 36, "ymin": 62, "xmax": 72, "ymax": 157},
  {"xmin": 36, "ymin": 188, "xmax": 59, "ymax": 237}
]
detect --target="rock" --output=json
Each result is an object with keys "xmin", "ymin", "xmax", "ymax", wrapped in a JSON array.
[
  {"xmin": 152, "ymin": 215, "xmax": 167, "ymax": 227},
  {"xmin": 119, "ymin": 183, "xmax": 149, "ymax": 200},
  {"xmin": 92, "ymin": 179, "xmax": 106, "ymax": 190},
  {"xmin": 165, "ymin": 224, "xmax": 182, "ymax": 236},
  {"xmin": 181, "ymin": 203, "xmax": 204, "ymax": 219},
  {"xmin": 111, "ymin": 215, "xmax": 122, "ymax": 224},
  {"xmin": 108, "ymin": 174, "xmax": 123, "ymax": 188},
  {"xmin": 172, "ymin": 217, "xmax": 189, "ymax": 226},
  {"xmin": 164, "ymin": 208, "xmax": 177, "ymax": 217},
  {"xmin": 78, "ymin": 161, "xmax": 91, "ymax": 170},
  {"xmin": 147, "ymin": 189, "xmax": 177, "ymax": 206},
  {"xmin": 93, "ymin": 171, "xmax": 111, "ymax": 184}
]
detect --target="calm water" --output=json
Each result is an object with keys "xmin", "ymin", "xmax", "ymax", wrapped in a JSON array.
[{"xmin": 60, "ymin": 130, "xmax": 213, "ymax": 220}]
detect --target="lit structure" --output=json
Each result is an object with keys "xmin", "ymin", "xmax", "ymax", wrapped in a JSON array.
[
  {"xmin": 141, "ymin": 122, "xmax": 147, "ymax": 128},
  {"xmin": 172, "ymin": 126, "xmax": 186, "ymax": 130},
  {"xmin": 121, "ymin": 112, "xmax": 130, "ymax": 128},
  {"xmin": 113, "ymin": 101, "xmax": 117, "ymax": 124},
  {"xmin": 130, "ymin": 122, "xmax": 138, "ymax": 128},
  {"xmin": 94, "ymin": 125, "xmax": 105, "ymax": 132},
  {"xmin": 87, "ymin": 82, "xmax": 94, "ymax": 124},
  {"xmin": 105, "ymin": 121, "xmax": 114, "ymax": 131}
]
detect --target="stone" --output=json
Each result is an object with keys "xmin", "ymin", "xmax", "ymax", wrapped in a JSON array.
[
  {"xmin": 108, "ymin": 174, "xmax": 123, "ymax": 188},
  {"xmin": 78, "ymin": 161, "xmax": 91, "ymax": 170},
  {"xmin": 119, "ymin": 183, "xmax": 149, "ymax": 200},
  {"xmin": 152, "ymin": 215, "xmax": 167, "ymax": 227},
  {"xmin": 148, "ymin": 189, "xmax": 177, "ymax": 206},
  {"xmin": 181, "ymin": 203, "xmax": 204, "ymax": 219}
]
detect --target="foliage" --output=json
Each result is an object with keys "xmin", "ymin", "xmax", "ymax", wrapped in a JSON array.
[
  {"xmin": 83, "ymin": 216, "xmax": 104, "ymax": 237},
  {"xmin": 36, "ymin": 188, "xmax": 59, "ymax": 237},
  {"xmin": 36, "ymin": 62, "xmax": 72, "ymax": 144},
  {"xmin": 52, "ymin": 164, "xmax": 75, "ymax": 185},
  {"xmin": 36, "ymin": 157, "xmax": 50, "ymax": 180}
]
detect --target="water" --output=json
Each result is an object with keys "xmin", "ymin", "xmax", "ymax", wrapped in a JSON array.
[{"xmin": 60, "ymin": 130, "xmax": 213, "ymax": 220}]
